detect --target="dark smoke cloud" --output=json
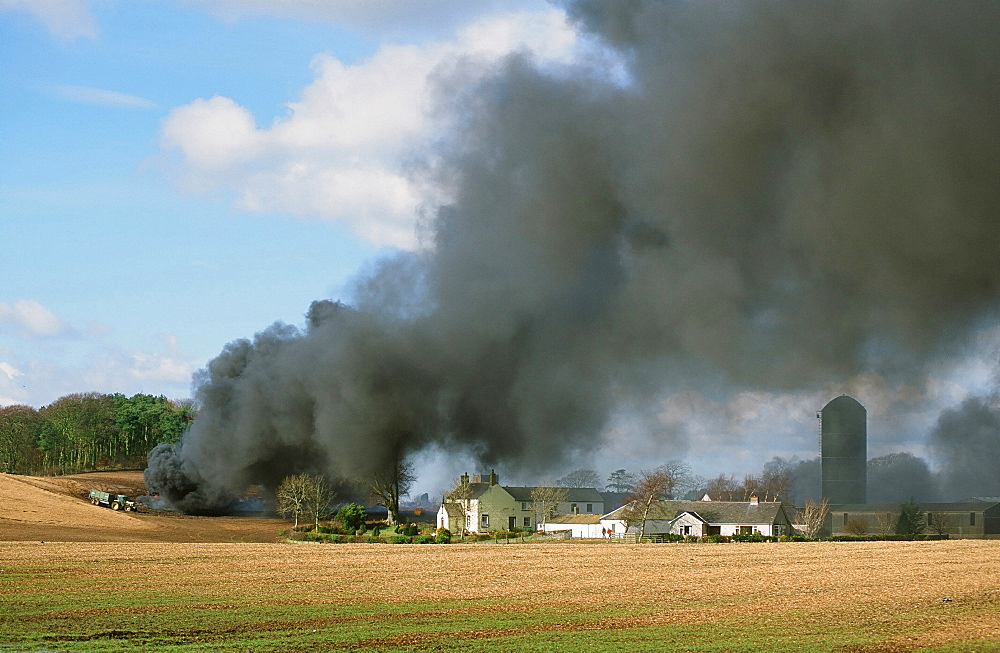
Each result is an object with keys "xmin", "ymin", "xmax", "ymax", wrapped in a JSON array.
[
  {"xmin": 147, "ymin": 0, "xmax": 1000, "ymax": 512},
  {"xmin": 930, "ymin": 394, "xmax": 1000, "ymax": 500},
  {"xmin": 866, "ymin": 452, "xmax": 937, "ymax": 503}
]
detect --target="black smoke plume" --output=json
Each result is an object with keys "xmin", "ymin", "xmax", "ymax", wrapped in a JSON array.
[
  {"xmin": 930, "ymin": 394, "xmax": 1000, "ymax": 501},
  {"xmin": 146, "ymin": 0, "xmax": 1000, "ymax": 512}
]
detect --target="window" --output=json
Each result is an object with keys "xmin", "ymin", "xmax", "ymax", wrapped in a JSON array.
[
  {"xmin": 523, "ymin": 517, "xmax": 531, "ymax": 528},
  {"xmin": 586, "ymin": 503, "xmax": 593, "ymax": 513},
  {"xmin": 521, "ymin": 502, "xmax": 528, "ymax": 511},
  {"xmin": 971, "ymin": 512, "xmax": 976, "ymax": 526},
  {"xmin": 843, "ymin": 513, "xmax": 849, "ymax": 524},
  {"xmin": 481, "ymin": 514, "xmax": 489, "ymax": 528},
  {"xmin": 739, "ymin": 526, "xmax": 753, "ymax": 535}
]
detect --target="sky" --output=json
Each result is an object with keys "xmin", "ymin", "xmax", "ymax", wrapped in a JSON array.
[
  {"xmin": 3, "ymin": 1, "xmax": 998, "ymax": 499},
  {"xmin": 1, "ymin": 0, "xmax": 566, "ymax": 407}
]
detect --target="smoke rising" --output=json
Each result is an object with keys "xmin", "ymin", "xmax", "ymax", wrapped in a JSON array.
[{"xmin": 146, "ymin": 0, "xmax": 1000, "ymax": 512}]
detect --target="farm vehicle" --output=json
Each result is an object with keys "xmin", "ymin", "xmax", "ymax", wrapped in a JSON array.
[{"xmin": 88, "ymin": 489, "xmax": 137, "ymax": 511}]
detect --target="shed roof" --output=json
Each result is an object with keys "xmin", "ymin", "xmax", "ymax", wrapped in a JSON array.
[
  {"xmin": 833, "ymin": 501, "xmax": 1000, "ymax": 512},
  {"xmin": 545, "ymin": 513, "xmax": 604, "ymax": 525},
  {"xmin": 603, "ymin": 500, "xmax": 789, "ymax": 525}
]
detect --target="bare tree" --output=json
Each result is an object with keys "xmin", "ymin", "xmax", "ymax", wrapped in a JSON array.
[
  {"xmin": 798, "ymin": 498, "xmax": 829, "ymax": 538},
  {"xmin": 557, "ymin": 469, "xmax": 602, "ymax": 489},
  {"xmin": 363, "ymin": 458, "xmax": 415, "ymax": 526},
  {"xmin": 927, "ymin": 511, "xmax": 957, "ymax": 536},
  {"xmin": 624, "ymin": 468, "xmax": 678, "ymax": 540},
  {"xmin": 874, "ymin": 511, "xmax": 898, "ymax": 535},
  {"xmin": 706, "ymin": 474, "xmax": 740, "ymax": 501},
  {"xmin": 844, "ymin": 515, "xmax": 869, "ymax": 535},
  {"xmin": 531, "ymin": 485, "xmax": 568, "ymax": 529},
  {"xmin": 275, "ymin": 474, "xmax": 311, "ymax": 529},
  {"xmin": 302, "ymin": 475, "xmax": 337, "ymax": 531},
  {"xmin": 741, "ymin": 474, "xmax": 760, "ymax": 501},
  {"xmin": 654, "ymin": 460, "xmax": 695, "ymax": 499},
  {"xmin": 759, "ymin": 457, "xmax": 795, "ymax": 501}
]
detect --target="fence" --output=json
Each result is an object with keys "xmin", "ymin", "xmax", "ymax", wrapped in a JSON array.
[{"xmin": 608, "ymin": 532, "xmax": 681, "ymax": 543}]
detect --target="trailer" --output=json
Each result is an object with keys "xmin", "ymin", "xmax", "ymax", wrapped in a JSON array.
[{"xmin": 88, "ymin": 489, "xmax": 137, "ymax": 511}]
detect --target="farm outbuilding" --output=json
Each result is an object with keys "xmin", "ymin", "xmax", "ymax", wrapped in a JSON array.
[
  {"xmin": 829, "ymin": 500, "xmax": 1000, "ymax": 537},
  {"xmin": 538, "ymin": 513, "xmax": 605, "ymax": 538},
  {"xmin": 602, "ymin": 497, "xmax": 794, "ymax": 537}
]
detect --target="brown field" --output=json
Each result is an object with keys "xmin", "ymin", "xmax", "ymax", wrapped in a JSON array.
[
  {"xmin": 0, "ymin": 471, "xmax": 287, "ymax": 542},
  {"xmin": 2, "ymin": 472, "xmax": 1000, "ymax": 651}
]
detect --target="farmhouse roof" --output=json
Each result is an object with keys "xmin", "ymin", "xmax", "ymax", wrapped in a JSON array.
[
  {"xmin": 501, "ymin": 486, "xmax": 604, "ymax": 502},
  {"xmin": 545, "ymin": 513, "xmax": 603, "ymax": 525},
  {"xmin": 603, "ymin": 500, "xmax": 789, "ymax": 525}
]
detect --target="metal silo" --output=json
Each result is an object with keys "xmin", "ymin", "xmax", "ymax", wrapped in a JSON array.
[{"xmin": 819, "ymin": 395, "xmax": 867, "ymax": 505}]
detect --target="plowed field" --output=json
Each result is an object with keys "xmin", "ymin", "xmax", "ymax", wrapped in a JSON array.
[
  {"xmin": 1, "ymin": 472, "xmax": 999, "ymax": 651},
  {"xmin": 0, "ymin": 471, "xmax": 286, "ymax": 542}
]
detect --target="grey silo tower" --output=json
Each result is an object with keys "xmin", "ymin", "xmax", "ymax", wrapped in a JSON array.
[{"xmin": 819, "ymin": 395, "xmax": 867, "ymax": 505}]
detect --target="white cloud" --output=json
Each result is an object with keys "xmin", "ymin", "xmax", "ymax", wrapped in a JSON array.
[
  {"xmin": 50, "ymin": 85, "xmax": 157, "ymax": 109},
  {"xmin": 0, "ymin": 0, "xmax": 97, "ymax": 40},
  {"xmin": 0, "ymin": 335, "xmax": 196, "ymax": 408},
  {"xmin": 0, "ymin": 299, "xmax": 71, "ymax": 338},
  {"xmin": 158, "ymin": 7, "xmax": 604, "ymax": 249},
  {"xmin": 0, "ymin": 361, "xmax": 22, "ymax": 382},
  {"xmin": 125, "ymin": 335, "xmax": 194, "ymax": 384}
]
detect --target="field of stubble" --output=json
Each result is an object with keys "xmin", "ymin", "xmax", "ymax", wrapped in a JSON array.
[{"xmin": 3, "ymin": 539, "xmax": 999, "ymax": 652}]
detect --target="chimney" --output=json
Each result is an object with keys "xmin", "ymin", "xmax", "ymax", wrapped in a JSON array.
[
  {"xmin": 489, "ymin": 469, "xmax": 498, "ymax": 486},
  {"xmin": 461, "ymin": 473, "xmax": 469, "ymax": 485},
  {"xmin": 749, "ymin": 494, "xmax": 759, "ymax": 506}
]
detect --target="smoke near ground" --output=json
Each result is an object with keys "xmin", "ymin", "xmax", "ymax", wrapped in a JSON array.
[{"xmin": 146, "ymin": 1, "xmax": 1000, "ymax": 512}]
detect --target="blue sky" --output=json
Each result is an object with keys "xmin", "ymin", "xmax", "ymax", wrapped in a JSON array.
[
  {"xmin": 1, "ymin": 0, "xmax": 560, "ymax": 406},
  {"xmin": 2, "ymin": 1, "xmax": 997, "ymax": 493}
]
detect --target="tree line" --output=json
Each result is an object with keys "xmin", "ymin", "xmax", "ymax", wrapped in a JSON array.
[{"xmin": 0, "ymin": 393, "xmax": 194, "ymax": 475}]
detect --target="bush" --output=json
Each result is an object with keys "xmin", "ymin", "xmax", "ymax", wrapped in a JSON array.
[
  {"xmin": 337, "ymin": 503, "xmax": 368, "ymax": 533},
  {"xmin": 416, "ymin": 535, "xmax": 435, "ymax": 544},
  {"xmin": 390, "ymin": 535, "xmax": 411, "ymax": 544},
  {"xmin": 435, "ymin": 527, "xmax": 452, "ymax": 544},
  {"xmin": 366, "ymin": 536, "xmax": 381, "ymax": 544},
  {"xmin": 403, "ymin": 523, "xmax": 419, "ymax": 537},
  {"xmin": 844, "ymin": 516, "xmax": 870, "ymax": 536}
]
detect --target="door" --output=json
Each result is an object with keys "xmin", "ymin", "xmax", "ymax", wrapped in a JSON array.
[{"xmin": 509, "ymin": 516, "xmax": 516, "ymax": 530}]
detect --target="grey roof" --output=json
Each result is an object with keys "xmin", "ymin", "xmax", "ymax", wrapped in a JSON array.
[
  {"xmin": 831, "ymin": 501, "xmax": 1000, "ymax": 512},
  {"xmin": 600, "ymin": 492, "xmax": 632, "ymax": 510},
  {"xmin": 604, "ymin": 500, "xmax": 790, "ymax": 525},
  {"xmin": 545, "ymin": 513, "xmax": 603, "ymax": 525},
  {"xmin": 501, "ymin": 486, "xmax": 604, "ymax": 503}
]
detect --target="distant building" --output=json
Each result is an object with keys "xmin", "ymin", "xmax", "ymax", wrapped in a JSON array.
[
  {"xmin": 601, "ymin": 496, "xmax": 795, "ymax": 538},
  {"xmin": 436, "ymin": 471, "xmax": 605, "ymax": 533},
  {"xmin": 830, "ymin": 501, "xmax": 1000, "ymax": 538}
]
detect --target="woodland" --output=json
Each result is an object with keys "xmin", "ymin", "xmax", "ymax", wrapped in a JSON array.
[{"xmin": 0, "ymin": 392, "xmax": 193, "ymax": 475}]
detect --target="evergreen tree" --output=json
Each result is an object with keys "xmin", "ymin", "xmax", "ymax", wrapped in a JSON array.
[{"xmin": 895, "ymin": 497, "xmax": 926, "ymax": 535}]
